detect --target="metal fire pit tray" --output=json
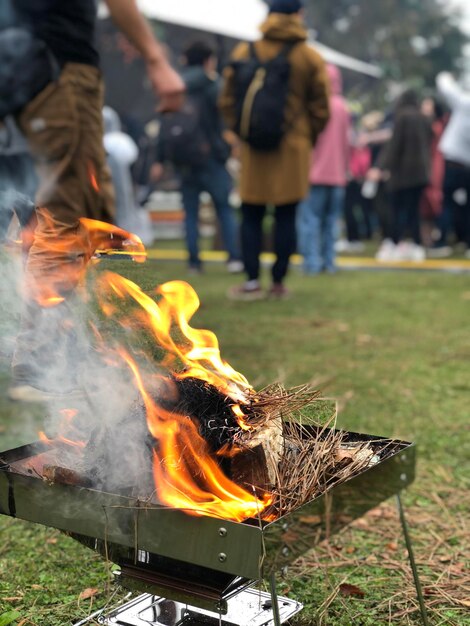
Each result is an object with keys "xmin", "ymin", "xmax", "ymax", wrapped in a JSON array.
[{"xmin": 0, "ymin": 425, "xmax": 415, "ymax": 617}]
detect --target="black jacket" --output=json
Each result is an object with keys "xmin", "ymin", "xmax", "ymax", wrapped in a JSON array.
[{"xmin": 378, "ymin": 105, "xmax": 432, "ymax": 192}]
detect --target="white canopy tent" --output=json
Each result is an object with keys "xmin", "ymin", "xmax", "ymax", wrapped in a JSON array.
[{"xmin": 99, "ymin": 0, "xmax": 383, "ymax": 78}]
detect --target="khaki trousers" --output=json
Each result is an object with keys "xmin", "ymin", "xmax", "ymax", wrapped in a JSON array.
[
  {"xmin": 11, "ymin": 64, "xmax": 115, "ymax": 388},
  {"xmin": 18, "ymin": 63, "xmax": 115, "ymax": 297}
]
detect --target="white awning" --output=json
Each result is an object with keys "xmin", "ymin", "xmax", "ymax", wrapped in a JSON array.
[{"xmin": 99, "ymin": 0, "xmax": 383, "ymax": 78}]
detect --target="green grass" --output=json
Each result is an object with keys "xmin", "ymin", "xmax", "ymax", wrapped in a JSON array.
[{"xmin": 1, "ymin": 259, "xmax": 469, "ymax": 625}]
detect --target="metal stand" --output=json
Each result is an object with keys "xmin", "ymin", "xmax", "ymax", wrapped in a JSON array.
[
  {"xmin": 396, "ymin": 493, "xmax": 430, "ymax": 626},
  {"xmin": 78, "ymin": 588, "xmax": 303, "ymax": 625},
  {"xmin": 269, "ymin": 572, "xmax": 282, "ymax": 626}
]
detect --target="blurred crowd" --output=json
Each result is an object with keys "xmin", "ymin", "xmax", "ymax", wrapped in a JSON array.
[
  {"xmin": 1, "ymin": 0, "xmax": 470, "ymax": 285},
  {"xmin": 1, "ymin": 0, "xmax": 470, "ymax": 401}
]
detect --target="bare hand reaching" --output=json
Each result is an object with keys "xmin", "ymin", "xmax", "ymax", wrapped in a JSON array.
[{"xmin": 147, "ymin": 59, "xmax": 185, "ymax": 112}]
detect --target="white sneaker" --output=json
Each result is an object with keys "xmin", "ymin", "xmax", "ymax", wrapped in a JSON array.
[
  {"xmin": 427, "ymin": 245, "xmax": 452, "ymax": 258},
  {"xmin": 227, "ymin": 260, "xmax": 244, "ymax": 274},
  {"xmin": 408, "ymin": 244, "xmax": 426, "ymax": 262},
  {"xmin": 375, "ymin": 239, "xmax": 395, "ymax": 261},
  {"xmin": 390, "ymin": 242, "xmax": 425, "ymax": 262},
  {"xmin": 347, "ymin": 241, "xmax": 365, "ymax": 253},
  {"xmin": 334, "ymin": 239, "xmax": 349, "ymax": 252}
]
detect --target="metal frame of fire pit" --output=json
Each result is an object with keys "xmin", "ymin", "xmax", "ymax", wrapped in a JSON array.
[{"xmin": 0, "ymin": 426, "xmax": 428, "ymax": 625}]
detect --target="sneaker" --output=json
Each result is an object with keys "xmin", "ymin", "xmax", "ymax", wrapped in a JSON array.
[
  {"xmin": 346, "ymin": 241, "xmax": 365, "ymax": 253},
  {"xmin": 375, "ymin": 239, "xmax": 395, "ymax": 261},
  {"xmin": 408, "ymin": 244, "xmax": 426, "ymax": 262},
  {"xmin": 334, "ymin": 239, "xmax": 349, "ymax": 252},
  {"xmin": 427, "ymin": 245, "xmax": 452, "ymax": 259},
  {"xmin": 392, "ymin": 242, "xmax": 425, "ymax": 261},
  {"xmin": 227, "ymin": 282, "xmax": 265, "ymax": 301},
  {"xmin": 268, "ymin": 284, "xmax": 290, "ymax": 300},
  {"xmin": 226, "ymin": 260, "xmax": 244, "ymax": 274},
  {"xmin": 8, "ymin": 384, "xmax": 83, "ymax": 403}
]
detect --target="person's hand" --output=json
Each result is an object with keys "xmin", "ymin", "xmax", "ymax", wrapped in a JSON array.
[
  {"xmin": 147, "ymin": 59, "xmax": 185, "ymax": 112},
  {"xmin": 366, "ymin": 167, "xmax": 383, "ymax": 182},
  {"xmin": 150, "ymin": 162, "xmax": 164, "ymax": 182}
]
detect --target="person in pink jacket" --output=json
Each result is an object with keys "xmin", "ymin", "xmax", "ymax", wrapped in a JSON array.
[{"xmin": 298, "ymin": 64, "xmax": 350, "ymax": 273}]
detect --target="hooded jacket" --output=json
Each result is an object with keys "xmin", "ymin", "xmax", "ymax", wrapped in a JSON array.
[
  {"xmin": 219, "ymin": 13, "xmax": 330, "ymax": 205},
  {"xmin": 182, "ymin": 65, "xmax": 230, "ymax": 163},
  {"xmin": 308, "ymin": 64, "xmax": 350, "ymax": 187}
]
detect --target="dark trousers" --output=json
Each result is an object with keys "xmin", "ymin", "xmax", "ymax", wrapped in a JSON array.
[
  {"xmin": 344, "ymin": 180, "xmax": 373, "ymax": 241},
  {"xmin": 390, "ymin": 186, "xmax": 425, "ymax": 245},
  {"xmin": 241, "ymin": 202, "xmax": 297, "ymax": 284},
  {"xmin": 180, "ymin": 158, "xmax": 240, "ymax": 268},
  {"xmin": 436, "ymin": 161, "xmax": 470, "ymax": 247}
]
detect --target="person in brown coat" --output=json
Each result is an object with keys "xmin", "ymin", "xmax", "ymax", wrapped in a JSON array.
[{"xmin": 220, "ymin": 0, "xmax": 329, "ymax": 299}]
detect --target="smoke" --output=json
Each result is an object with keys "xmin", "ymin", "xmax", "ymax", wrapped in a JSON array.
[{"xmin": 0, "ymin": 245, "xmax": 23, "ymax": 363}]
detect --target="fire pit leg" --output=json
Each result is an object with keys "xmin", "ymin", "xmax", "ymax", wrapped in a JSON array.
[
  {"xmin": 396, "ymin": 493, "xmax": 430, "ymax": 626},
  {"xmin": 269, "ymin": 572, "xmax": 282, "ymax": 626}
]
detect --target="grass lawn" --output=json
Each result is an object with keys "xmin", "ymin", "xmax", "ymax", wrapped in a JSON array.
[{"xmin": 0, "ymin": 258, "xmax": 469, "ymax": 625}]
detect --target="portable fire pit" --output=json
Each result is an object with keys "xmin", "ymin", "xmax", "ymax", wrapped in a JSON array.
[{"xmin": 0, "ymin": 423, "xmax": 427, "ymax": 626}]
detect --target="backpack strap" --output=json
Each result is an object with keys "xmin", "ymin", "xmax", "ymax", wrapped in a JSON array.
[
  {"xmin": 249, "ymin": 42, "xmax": 258, "ymax": 60},
  {"xmin": 277, "ymin": 41, "xmax": 299, "ymax": 60}
]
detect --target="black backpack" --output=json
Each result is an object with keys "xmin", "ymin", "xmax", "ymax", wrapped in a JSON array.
[
  {"xmin": 0, "ymin": 27, "xmax": 59, "ymax": 120},
  {"xmin": 157, "ymin": 93, "xmax": 211, "ymax": 167},
  {"xmin": 230, "ymin": 41, "xmax": 297, "ymax": 151}
]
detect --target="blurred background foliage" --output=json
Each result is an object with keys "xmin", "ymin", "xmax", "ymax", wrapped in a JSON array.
[{"xmin": 305, "ymin": 0, "xmax": 468, "ymax": 89}]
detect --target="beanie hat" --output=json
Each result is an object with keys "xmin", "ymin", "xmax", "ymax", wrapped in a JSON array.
[{"xmin": 268, "ymin": 0, "xmax": 303, "ymax": 14}]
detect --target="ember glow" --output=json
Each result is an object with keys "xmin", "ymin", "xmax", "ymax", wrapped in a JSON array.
[{"xmin": 29, "ymin": 217, "xmax": 272, "ymax": 522}]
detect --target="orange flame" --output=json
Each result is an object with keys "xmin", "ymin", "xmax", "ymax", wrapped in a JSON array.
[
  {"xmin": 96, "ymin": 274, "xmax": 251, "ymax": 401},
  {"xmin": 30, "ymin": 217, "xmax": 273, "ymax": 522},
  {"xmin": 39, "ymin": 409, "xmax": 86, "ymax": 449},
  {"xmin": 88, "ymin": 162, "xmax": 100, "ymax": 192},
  {"xmin": 26, "ymin": 210, "xmax": 146, "ymax": 307},
  {"xmin": 120, "ymin": 350, "xmax": 271, "ymax": 520}
]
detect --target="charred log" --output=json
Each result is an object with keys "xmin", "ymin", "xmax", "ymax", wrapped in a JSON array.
[{"xmin": 43, "ymin": 464, "xmax": 92, "ymax": 488}]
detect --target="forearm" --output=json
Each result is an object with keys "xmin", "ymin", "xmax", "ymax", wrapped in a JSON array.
[
  {"xmin": 436, "ymin": 72, "xmax": 461, "ymax": 109},
  {"xmin": 104, "ymin": 0, "xmax": 165, "ymax": 66}
]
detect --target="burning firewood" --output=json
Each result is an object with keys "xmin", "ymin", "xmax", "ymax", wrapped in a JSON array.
[{"xmin": 43, "ymin": 464, "xmax": 92, "ymax": 488}]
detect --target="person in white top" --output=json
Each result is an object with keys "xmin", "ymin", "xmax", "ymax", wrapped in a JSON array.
[{"xmin": 434, "ymin": 72, "xmax": 470, "ymax": 256}]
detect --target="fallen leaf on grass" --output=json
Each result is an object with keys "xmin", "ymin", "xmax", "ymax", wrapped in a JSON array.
[
  {"xmin": 46, "ymin": 537, "xmax": 58, "ymax": 545},
  {"xmin": 79, "ymin": 588, "xmax": 99, "ymax": 601},
  {"xmin": 356, "ymin": 334, "xmax": 373, "ymax": 346},
  {"xmin": 449, "ymin": 562, "xmax": 466, "ymax": 574},
  {"xmin": 339, "ymin": 583, "xmax": 365, "ymax": 598},
  {"xmin": 386, "ymin": 542, "xmax": 398, "ymax": 552},
  {"xmin": 299, "ymin": 515, "xmax": 322, "ymax": 525},
  {"xmin": 438, "ymin": 555, "xmax": 452, "ymax": 563},
  {"xmin": 352, "ymin": 518, "xmax": 369, "ymax": 529},
  {"xmin": 2, "ymin": 597, "xmax": 23, "ymax": 602}
]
